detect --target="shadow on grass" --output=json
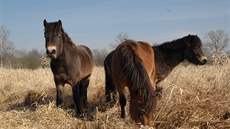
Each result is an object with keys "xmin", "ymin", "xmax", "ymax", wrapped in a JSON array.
[{"xmin": 4, "ymin": 87, "xmax": 118, "ymax": 122}]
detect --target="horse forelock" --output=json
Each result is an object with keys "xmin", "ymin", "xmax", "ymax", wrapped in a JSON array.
[
  {"xmin": 47, "ymin": 24, "xmax": 75, "ymax": 48},
  {"xmin": 44, "ymin": 21, "xmax": 63, "ymax": 33},
  {"xmin": 184, "ymin": 35, "xmax": 202, "ymax": 48},
  {"xmin": 130, "ymin": 86, "xmax": 156, "ymax": 125},
  {"xmin": 134, "ymin": 87, "xmax": 155, "ymax": 110}
]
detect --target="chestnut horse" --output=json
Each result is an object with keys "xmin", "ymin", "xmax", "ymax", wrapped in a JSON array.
[
  {"xmin": 111, "ymin": 40, "xmax": 157, "ymax": 125},
  {"xmin": 105, "ymin": 35, "xmax": 207, "ymax": 103},
  {"xmin": 43, "ymin": 20, "xmax": 94, "ymax": 116}
]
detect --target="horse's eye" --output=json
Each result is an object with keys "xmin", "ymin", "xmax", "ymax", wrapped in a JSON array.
[
  {"xmin": 194, "ymin": 48, "xmax": 199, "ymax": 55},
  {"xmin": 57, "ymin": 34, "xmax": 61, "ymax": 39}
]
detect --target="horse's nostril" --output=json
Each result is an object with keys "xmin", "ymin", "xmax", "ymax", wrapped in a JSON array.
[
  {"xmin": 203, "ymin": 59, "xmax": 208, "ymax": 63},
  {"xmin": 202, "ymin": 58, "xmax": 207, "ymax": 64},
  {"xmin": 51, "ymin": 49, "xmax": 56, "ymax": 54},
  {"xmin": 204, "ymin": 59, "xmax": 207, "ymax": 63}
]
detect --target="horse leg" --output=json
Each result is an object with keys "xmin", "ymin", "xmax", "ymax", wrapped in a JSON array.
[
  {"xmin": 151, "ymin": 75, "xmax": 163, "ymax": 98},
  {"xmin": 72, "ymin": 83, "xmax": 83, "ymax": 117},
  {"xmin": 55, "ymin": 82, "xmax": 64, "ymax": 107},
  {"xmin": 117, "ymin": 87, "xmax": 126, "ymax": 118},
  {"xmin": 156, "ymin": 84, "xmax": 163, "ymax": 99},
  {"xmin": 105, "ymin": 74, "xmax": 117, "ymax": 103},
  {"xmin": 80, "ymin": 78, "xmax": 89, "ymax": 108}
]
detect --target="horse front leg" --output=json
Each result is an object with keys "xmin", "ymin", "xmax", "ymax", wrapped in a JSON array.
[
  {"xmin": 55, "ymin": 82, "xmax": 64, "ymax": 107},
  {"xmin": 156, "ymin": 84, "xmax": 163, "ymax": 98},
  {"xmin": 151, "ymin": 75, "xmax": 163, "ymax": 98}
]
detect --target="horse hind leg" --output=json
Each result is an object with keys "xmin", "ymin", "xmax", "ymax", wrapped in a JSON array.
[
  {"xmin": 117, "ymin": 86, "xmax": 126, "ymax": 118},
  {"xmin": 80, "ymin": 78, "xmax": 90, "ymax": 108},
  {"xmin": 105, "ymin": 74, "xmax": 117, "ymax": 104},
  {"xmin": 72, "ymin": 83, "xmax": 83, "ymax": 117}
]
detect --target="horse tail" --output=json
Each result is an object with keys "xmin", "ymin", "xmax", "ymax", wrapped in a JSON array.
[{"xmin": 118, "ymin": 41, "xmax": 154, "ymax": 102}]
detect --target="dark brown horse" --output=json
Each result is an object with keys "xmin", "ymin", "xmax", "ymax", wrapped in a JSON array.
[
  {"xmin": 43, "ymin": 20, "xmax": 94, "ymax": 116},
  {"xmin": 111, "ymin": 40, "xmax": 157, "ymax": 125},
  {"xmin": 105, "ymin": 35, "xmax": 207, "ymax": 103}
]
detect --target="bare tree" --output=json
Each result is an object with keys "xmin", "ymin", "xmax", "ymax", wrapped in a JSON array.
[
  {"xmin": 92, "ymin": 48, "xmax": 108, "ymax": 66},
  {"xmin": 0, "ymin": 32, "xmax": 2, "ymax": 67},
  {"xmin": 0, "ymin": 25, "xmax": 15, "ymax": 67},
  {"xmin": 204, "ymin": 29, "xmax": 230, "ymax": 54},
  {"xmin": 109, "ymin": 32, "xmax": 129, "ymax": 49}
]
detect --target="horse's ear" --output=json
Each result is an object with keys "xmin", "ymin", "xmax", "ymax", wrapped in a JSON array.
[
  {"xmin": 58, "ymin": 20, "xmax": 62, "ymax": 27},
  {"xmin": 43, "ymin": 19, "xmax": 47, "ymax": 27},
  {"xmin": 188, "ymin": 34, "xmax": 191, "ymax": 37}
]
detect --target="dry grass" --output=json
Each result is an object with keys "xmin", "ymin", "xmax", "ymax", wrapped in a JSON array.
[{"xmin": 0, "ymin": 63, "xmax": 230, "ymax": 129}]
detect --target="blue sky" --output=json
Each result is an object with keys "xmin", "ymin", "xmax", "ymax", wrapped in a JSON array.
[{"xmin": 0, "ymin": 0, "xmax": 229, "ymax": 51}]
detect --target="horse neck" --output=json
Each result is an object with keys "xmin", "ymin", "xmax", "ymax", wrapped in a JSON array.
[
  {"xmin": 53, "ymin": 34, "xmax": 76, "ymax": 62},
  {"xmin": 154, "ymin": 46, "xmax": 185, "ymax": 82}
]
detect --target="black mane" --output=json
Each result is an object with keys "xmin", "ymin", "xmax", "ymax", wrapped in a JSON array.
[
  {"xmin": 156, "ymin": 35, "xmax": 201, "ymax": 50},
  {"xmin": 63, "ymin": 32, "xmax": 75, "ymax": 47}
]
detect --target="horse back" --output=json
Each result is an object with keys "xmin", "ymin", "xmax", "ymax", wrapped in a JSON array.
[{"xmin": 75, "ymin": 45, "xmax": 94, "ymax": 76}]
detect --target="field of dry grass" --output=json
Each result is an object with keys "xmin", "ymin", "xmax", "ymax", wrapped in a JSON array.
[{"xmin": 0, "ymin": 62, "xmax": 230, "ymax": 129}]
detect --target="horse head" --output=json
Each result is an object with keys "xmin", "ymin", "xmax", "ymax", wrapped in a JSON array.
[
  {"xmin": 43, "ymin": 19, "xmax": 64, "ymax": 59},
  {"xmin": 184, "ymin": 35, "xmax": 207, "ymax": 65}
]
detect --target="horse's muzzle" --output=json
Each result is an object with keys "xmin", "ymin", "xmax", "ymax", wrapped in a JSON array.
[
  {"xmin": 199, "ymin": 56, "xmax": 207, "ymax": 65},
  {"xmin": 46, "ymin": 46, "xmax": 57, "ymax": 58}
]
